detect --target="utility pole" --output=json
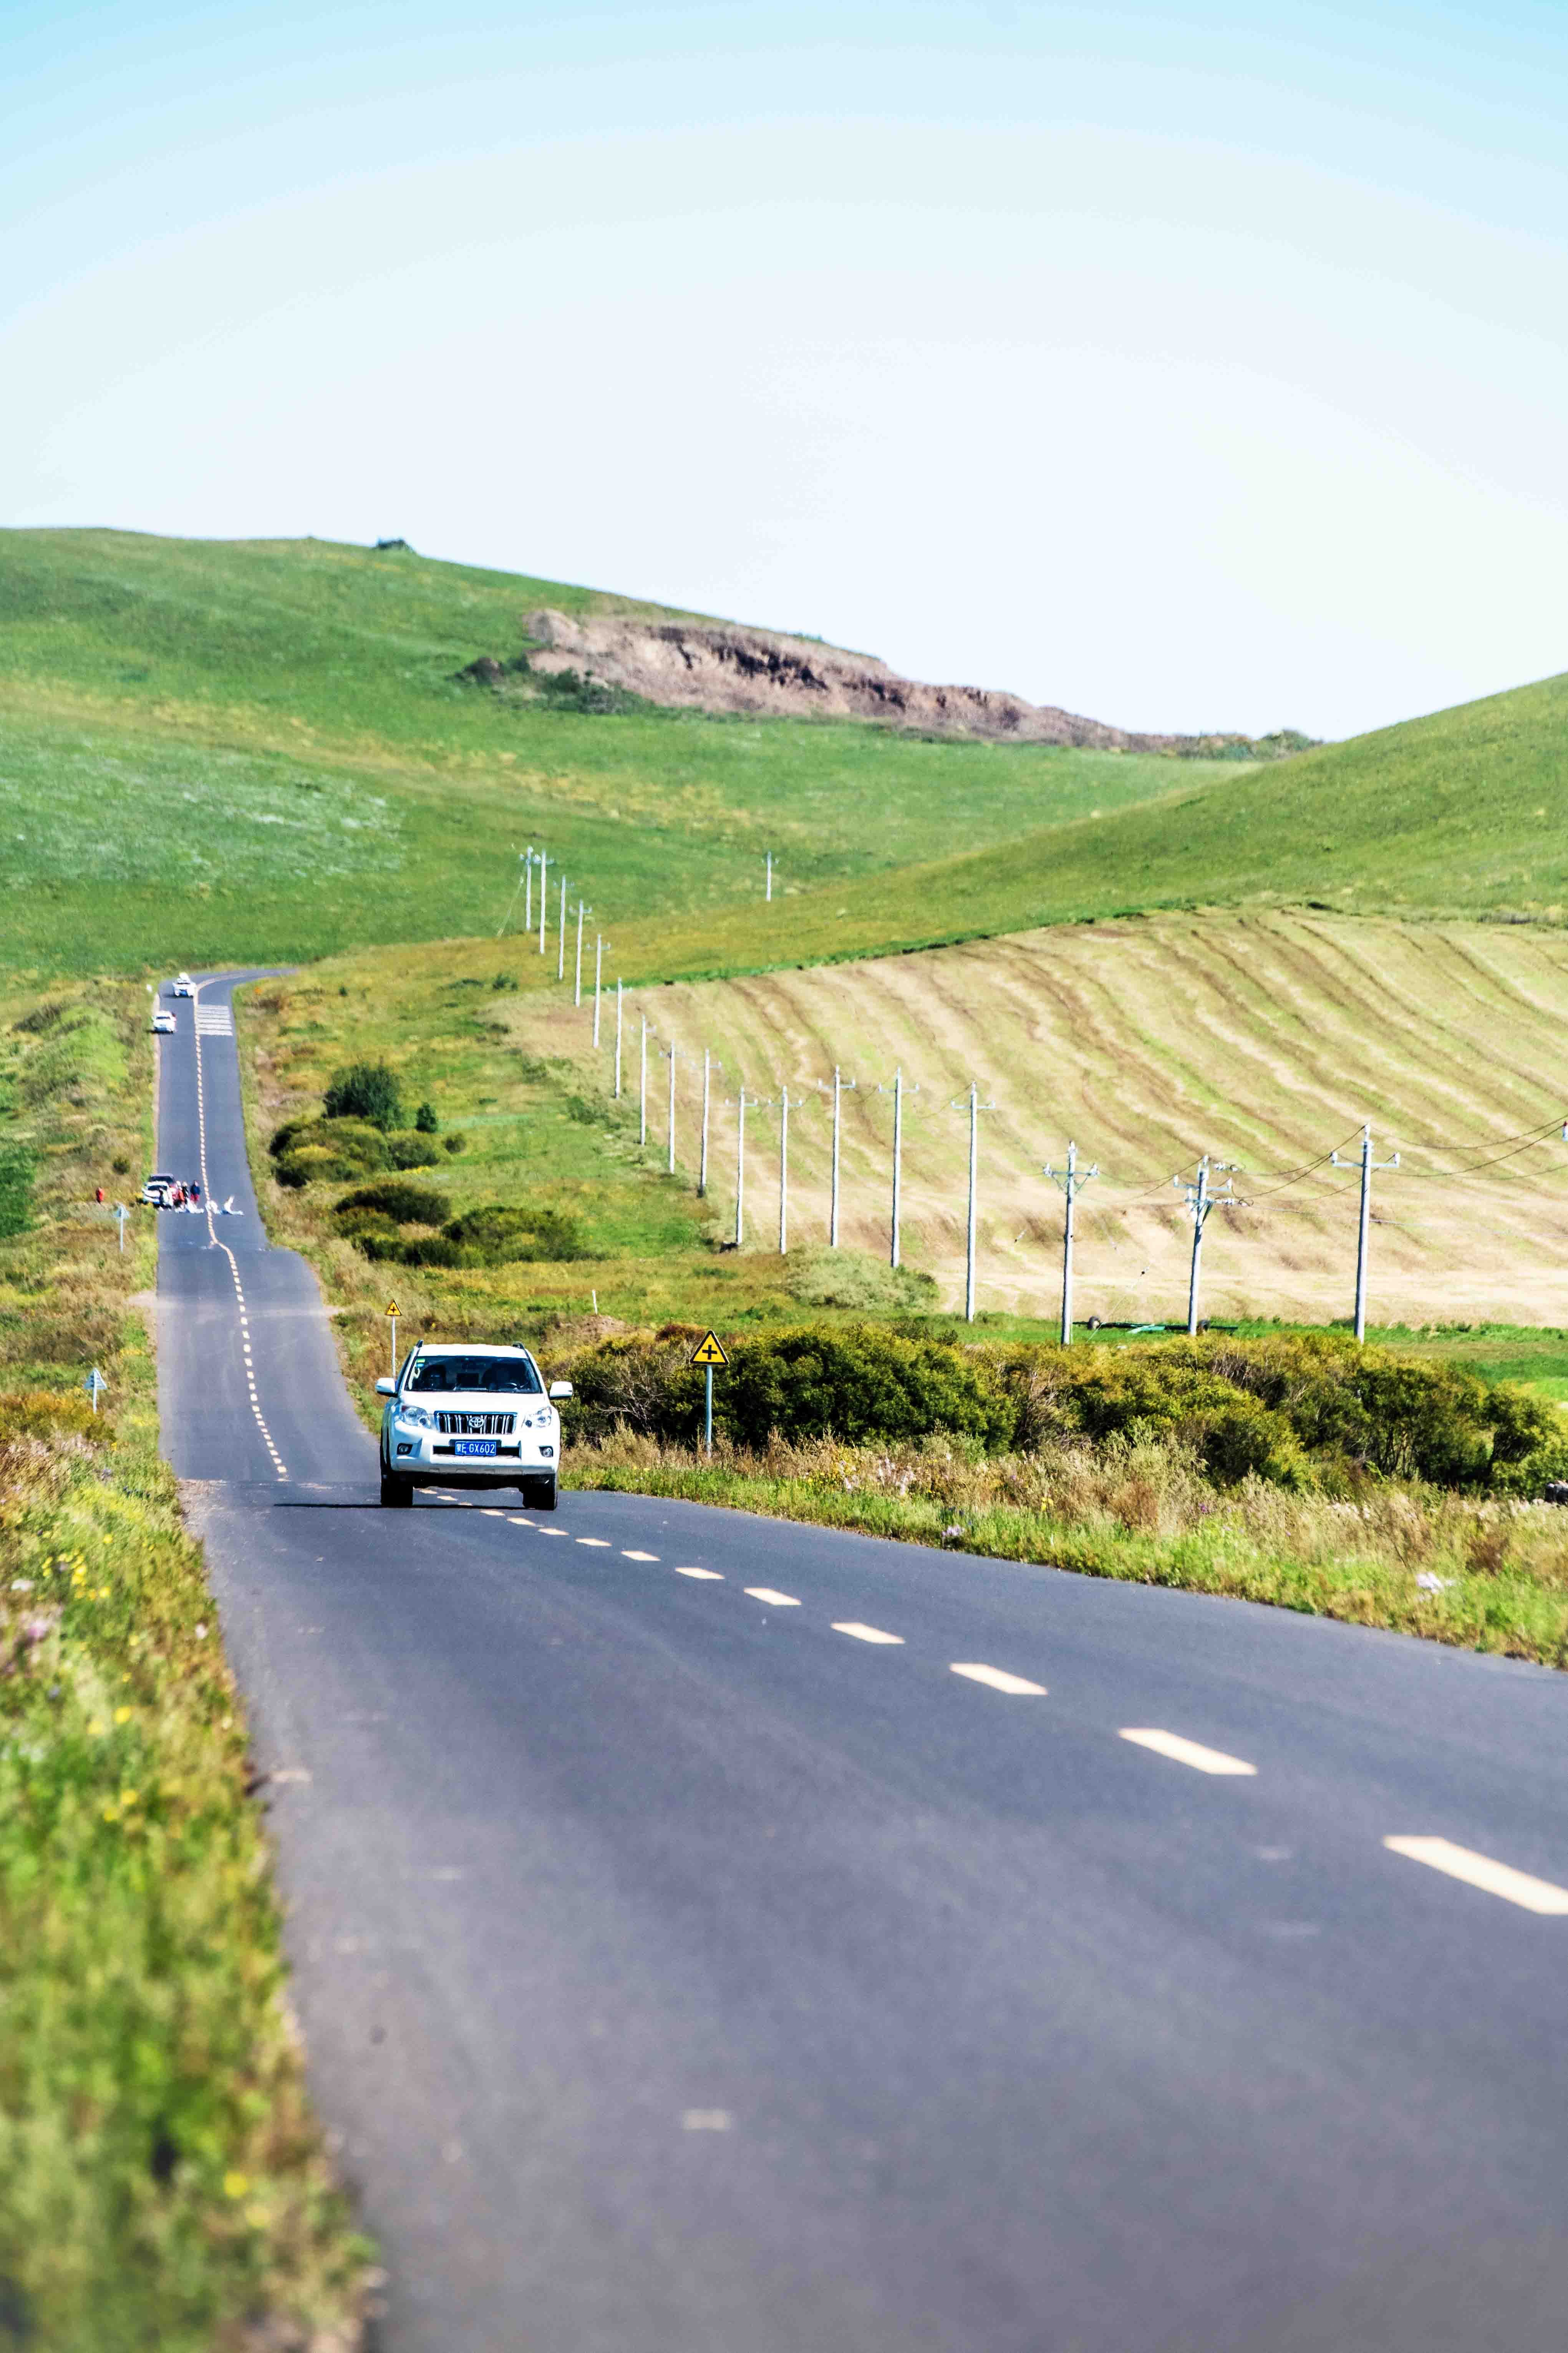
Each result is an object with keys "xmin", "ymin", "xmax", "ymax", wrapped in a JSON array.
[
  {"xmin": 950, "ymin": 1081, "xmax": 997, "ymax": 1322},
  {"xmin": 829, "ymin": 1065, "xmax": 857, "ymax": 1246},
  {"xmin": 664, "ymin": 1040, "xmax": 678, "ymax": 1174},
  {"xmin": 639, "ymin": 1018, "xmax": 649, "ymax": 1147},
  {"xmin": 593, "ymin": 936, "xmax": 603, "ymax": 1047},
  {"xmin": 733, "ymin": 1087, "xmax": 764, "ymax": 1247},
  {"xmin": 537, "ymin": 850, "xmax": 547, "ymax": 954},
  {"xmin": 699, "ymin": 1050, "xmax": 720, "ymax": 1196},
  {"xmin": 1172, "ymin": 1155, "xmax": 1236, "ymax": 1336},
  {"xmin": 524, "ymin": 847, "xmax": 533, "ymax": 936},
  {"xmin": 557, "ymin": 875, "xmax": 567, "ymax": 982},
  {"xmin": 614, "ymin": 981, "xmax": 623, "ymax": 1099},
  {"xmin": 1331, "ymin": 1123, "xmax": 1400, "ymax": 1342},
  {"xmin": 497, "ymin": 849, "xmax": 529, "ymax": 940},
  {"xmin": 882, "ymin": 1069, "xmax": 918, "ymax": 1269},
  {"xmin": 765, "ymin": 851, "xmax": 773, "ymax": 903},
  {"xmin": 777, "ymin": 1089, "xmax": 807, "ymax": 1254},
  {"xmin": 1043, "ymin": 1141, "xmax": 1100, "ymax": 1346},
  {"xmin": 573, "ymin": 901, "xmax": 584, "ymax": 1006}
]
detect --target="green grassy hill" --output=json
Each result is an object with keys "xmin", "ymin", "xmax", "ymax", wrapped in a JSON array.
[
  {"xmin": 4, "ymin": 528, "xmax": 1563, "ymax": 986},
  {"xmin": 588, "ymin": 667, "xmax": 1568, "ymax": 986},
  {"xmin": 0, "ymin": 529, "xmax": 1222, "ymax": 977}
]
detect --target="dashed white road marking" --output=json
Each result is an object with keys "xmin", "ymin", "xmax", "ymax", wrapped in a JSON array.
[
  {"xmin": 623, "ymin": 1550, "xmax": 660, "ymax": 1561},
  {"xmin": 951, "ymin": 1663, "xmax": 1047, "ymax": 1696},
  {"xmin": 508, "ymin": 1517, "xmax": 534, "ymax": 1527},
  {"xmin": 537, "ymin": 1528, "xmax": 568, "ymax": 1538},
  {"xmin": 480, "ymin": 1508, "xmax": 505, "ymax": 1516},
  {"xmin": 675, "ymin": 1565, "xmax": 723, "ymax": 1581},
  {"xmin": 744, "ymin": 1587, "xmax": 799, "ymax": 1607},
  {"xmin": 1120, "ymin": 1728, "xmax": 1257, "ymax": 1776},
  {"xmin": 190, "ymin": 979, "xmax": 287, "ymax": 1481},
  {"xmin": 832, "ymin": 1622, "xmax": 905, "ymax": 1645},
  {"xmin": 1384, "ymin": 1837, "xmax": 1568, "ymax": 1915},
  {"xmin": 577, "ymin": 1537, "xmax": 611, "ymax": 1548}
]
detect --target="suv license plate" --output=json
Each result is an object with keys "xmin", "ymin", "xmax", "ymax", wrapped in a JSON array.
[{"xmin": 454, "ymin": 1439, "xmax": 498, "ymax": 1457}]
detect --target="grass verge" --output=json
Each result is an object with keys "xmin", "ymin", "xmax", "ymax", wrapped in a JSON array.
[
  {"xmin": 0, "ymin": 980, "xmax": 369, "ymax": 2351},
  {"xmin": 566, "ymin": 1430, "xmax": 1568, "ymax": 1668}
]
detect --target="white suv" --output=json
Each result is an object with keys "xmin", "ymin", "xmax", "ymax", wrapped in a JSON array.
[{"xmin": 376, "ymin": 1343, "xmax": 572, "ymax": 1510}]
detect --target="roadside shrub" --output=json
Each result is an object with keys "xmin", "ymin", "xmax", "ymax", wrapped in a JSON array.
[
  {"xmin": 996, "ymin": 1334, "xmax": 1543, "ymax": 1491},
  {"xmin": 335, "ymin": 1196, "xmax": 591, "ymax": 1266},
  {"xmin": 1490, "ymin": 1438, "xmax": 1568, "ymax": 1499},
  {"xmin": 414, "ymin": 1101, "xmax": 438, "ymax": 1132},
  {"xmin": 564, "ymin": 1324, "xmax": 1014, "ymax": 1450},
  {"xmin": 272, "ymin": 1118, "xmax": 390, "ymax": 1188},
  {"xmin": 725, "ymin": 1325, "xmax": 1016, "ymax": 1450},
  {"xmin": 333, "ymin": 1180, "xmax": 451, "ymax": 1227},
  {"xmin": 439, "ymin": 1204, "xmax": 590, "ymax": 1264},
  {"xmin": 385, "ymin": 1130, "xmax": 439, "ymax": 1171},
  {"xmin": 322, "ymin": 1060, "xmax": 403, "ymax": 1131},
  {"xmin": 396, "ymin": 1235, "xmax": 465, "ymax": 1268},
  {"xmin": 442, "ymin": 1132, "xmax": 467, "ymax": 1155}
]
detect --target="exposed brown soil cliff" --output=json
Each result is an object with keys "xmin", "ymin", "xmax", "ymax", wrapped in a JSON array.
[{"xmin": 458, "ymin": 610, "xmax": 1308, "ymax": 757}]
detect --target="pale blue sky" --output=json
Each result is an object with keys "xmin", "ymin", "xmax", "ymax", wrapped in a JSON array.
[{"xmin": 4, "ymin": 2, "xmax": 1565, "ymax": 736}]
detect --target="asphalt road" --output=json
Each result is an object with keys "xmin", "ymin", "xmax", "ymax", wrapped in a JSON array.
[{"xmin": 156, "ymin": 974, "xmax": 1568, "ymax": 2353}]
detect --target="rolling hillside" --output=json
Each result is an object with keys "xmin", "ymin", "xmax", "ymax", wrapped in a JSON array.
[
  {"xmin": 244, "ymin": 908, "xmax": 1568, "ymax": 1333},
  {"xmin": 0, "ymin": 529, "xmax": 1231, "ymax": 977}
]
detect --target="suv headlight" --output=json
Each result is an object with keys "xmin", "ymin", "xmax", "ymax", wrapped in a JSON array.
[{"xmin": 395, "ymin": 1403, "xmax": 434, "ymax": 1429}]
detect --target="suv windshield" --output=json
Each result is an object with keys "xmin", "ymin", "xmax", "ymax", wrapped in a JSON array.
[{"xmin": 406, "ymin": 1355, "xmax": 542, "ymax": 1395}]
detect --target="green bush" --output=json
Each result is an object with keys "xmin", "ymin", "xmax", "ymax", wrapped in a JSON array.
[
  {"xmin": 997, "ymin": 1334, "xmax": 1545, "ymax": 1490},
  {"xmin": 564, "ymin": 1324, "xmax": 1014, "ymax": 1450},
  {"xmin": 440, "ymin": 1204, "xmax": 590, "ymax": 1264},
  {"xmin": 441, "ymin": 1132, "xmax": 467, "ymax": 1155},
  {"xmin": 322, "ymin": 1060, "xmax": 403, "ymax": 1131},
  {"xmin": 726, "ymin": 1325, "xmax": 1016, "ymax": 1450},
  {"xmin": 396, "ymin": 1235, "xmax": 464, "ymax": 1268},
  {"xmin": 555, "ymin": 1323, "xmax": 1543, "ymax": 1490},
  {"xmin": 333, "ymin": 1180, "xmax": 451, "ymax": 1228},
  {"xmin": 271, "ymin": 1118, "xmax": 390, "ymax": 1188},
  {"xmin": 385, "ymin": 1131, "xmax": 438, "ymax": 1171},
  {"xmin": 414, "ymin": 1101, "xmax": 438, "ymax": 1132}
]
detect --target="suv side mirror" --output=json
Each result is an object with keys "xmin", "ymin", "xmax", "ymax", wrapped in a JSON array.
[
  {"xmin": 548, "ymin": 1380, "xmax": 573, "ymax": 1401},
  {"xmin": 375, "ymin": 1377, "xmax": 397, "ymax": 1396}
]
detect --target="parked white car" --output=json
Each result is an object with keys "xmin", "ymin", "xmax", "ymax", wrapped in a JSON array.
[
  {"xmin": 141, "ymin": 1173, "xmax": 176, "ymax": 1204},
  {"xmin": 376, "ymin": 1343, "xmax": 572, "ymax": 1509},
  {"xmin": 151, "ymin": 1009, "xmax": 176, "ymax": 1034},
  {"xmin": 170, "ymin": 973, "xmax": 196, "ymax": 998}
]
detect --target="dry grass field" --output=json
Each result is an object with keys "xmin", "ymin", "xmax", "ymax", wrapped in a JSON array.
[{"xmin": 496, "ymin": 909, "xmax": 1568, "ymax": 1327}]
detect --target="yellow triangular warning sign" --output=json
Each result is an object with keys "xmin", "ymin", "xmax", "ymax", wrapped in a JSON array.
[
  {"xmin": 385, "ymin": 1299, "xmax": 401, "ymax": 1318},
  {"xmin": 690, "ymin": 1329, "xmax": 728, "ymax": 1367}
]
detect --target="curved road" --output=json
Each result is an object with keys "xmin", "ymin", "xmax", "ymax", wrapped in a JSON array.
[{"xmin": 157, "ymin": 974, "xmax": 1568, "ymax": 2353}]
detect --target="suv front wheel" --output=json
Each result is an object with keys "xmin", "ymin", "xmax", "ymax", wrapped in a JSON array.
[
  {"xmin": 380, "ymin": 1463, "xmax": 413, "ymax": 1507},
  {"xmin": 520, "ymin": 1475, "xmax": 557, "ymax": 1512}
]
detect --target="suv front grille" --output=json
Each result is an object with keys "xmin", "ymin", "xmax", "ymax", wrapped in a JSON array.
[{"xmin": 434, "ymin": 1410, "xmax": 517, "ymax": 1437}]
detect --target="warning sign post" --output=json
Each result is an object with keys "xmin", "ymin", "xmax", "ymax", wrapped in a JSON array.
[
  {"xmin": 689, "ymin": 1329, "xmax": 728, "ymax": 1454},
  {"xmin": 385, "ymin": 1299, "xmax": 401, "ymax": 1377}
]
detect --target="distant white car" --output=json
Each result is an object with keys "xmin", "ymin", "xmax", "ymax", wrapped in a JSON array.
[
  {"xmin": 170, "ymin": 973, "xmax": 195, "ymax": 998},
  {"xmin": 141, "ymin": 1173, "xmax": 176, "ymax": 1205},
  {"xmin": 151, "ymin": 1010, "xmax": 176, "ymax": 1034},
  {"xmin": 376, "ymin": 1343, "xmax": 572, "ymax": 1510}
]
